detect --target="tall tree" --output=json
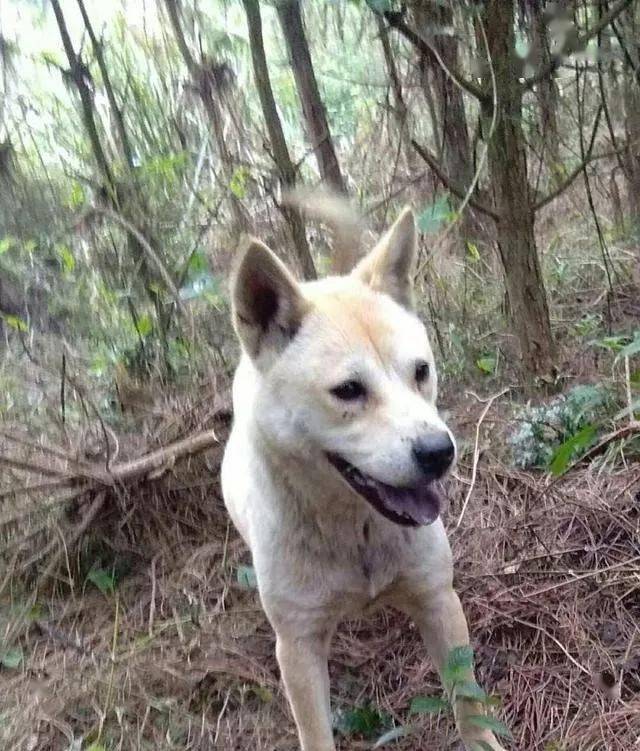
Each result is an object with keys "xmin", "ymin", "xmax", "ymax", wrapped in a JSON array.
[
  {"xmin": 276, "ymin": 0, "xmax": 347, "ymax": 193},
  {"xmin": 242, "ymin": 0, "xmax": 316, "ymax": 279},
  {"xmin": 481, "ymin": 0, "xmax": 554, "ymax": 376},
  {"xmin": 383, "ymin": 0, "xmax": 633, "ymax": 377}
]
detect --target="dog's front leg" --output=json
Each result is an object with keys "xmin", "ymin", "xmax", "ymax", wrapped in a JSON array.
[
  {"xmin": 403, "ymin": 585, "xmax": 506, "ymax": 751},
  {"xmin": 276, "ymin": 630, "xmax": 335, "ymax": 751}
]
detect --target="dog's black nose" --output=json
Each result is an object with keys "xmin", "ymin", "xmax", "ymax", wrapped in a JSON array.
[{"xmin": 412, "ymin": 432, "xmax": 455, "ymax": 479}]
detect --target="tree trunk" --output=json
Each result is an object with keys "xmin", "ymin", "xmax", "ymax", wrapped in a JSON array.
[
  {"xmin": 376, "ymin": 15, "xmax": 415, "ymax": 168},
  {"xmin": 483, "ymin": 0, "xmax": 555, "ymax": 377},
  {"xmin": 409, "ymin": 1, "xmax": 481, "ymax": 247},
  {"xmin": 276, "ymin": 0, "xmax": 347, "ymax": 193},
  {"xmin": 164, "ymin": 0, "xmax": 248, "ymax": 234},
  {"xmin": 242, "ymin": 0, "xmax": 315, "ymax": 280},
  {"xmin": 530, "ymin": 0, "xmax": 561, "ymax": 181}
]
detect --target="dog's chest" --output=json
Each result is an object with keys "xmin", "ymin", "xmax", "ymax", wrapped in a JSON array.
[{"xmin": 336, "ymin": 518, "xmax": 408, "ymax": 604}]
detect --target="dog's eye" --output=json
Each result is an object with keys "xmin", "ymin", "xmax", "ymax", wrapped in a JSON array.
[
  {"xmin": 330, "ymin": 380, "xmax": 367, "ymax": 401},
  {"xmin": 415, "ymin": 361, "xmax": 430, "ymax": 384}
]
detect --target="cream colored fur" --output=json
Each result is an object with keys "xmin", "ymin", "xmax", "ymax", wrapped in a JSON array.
[{"xmin": 221, "ymin": 209, "xmax": 505, "ymax": 751}]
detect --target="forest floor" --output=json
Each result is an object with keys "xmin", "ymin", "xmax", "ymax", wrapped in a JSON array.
[{"xmin": 2, "ymin": 217, "xmax": 640, "ymax": 751}]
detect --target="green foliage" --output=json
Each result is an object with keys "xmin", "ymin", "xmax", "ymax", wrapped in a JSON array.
[
  {"xmin": 0, "ymin": 647, "xmax": 23, "ymax": 670},
  {"xmin": 417, "ymin": 196, "xmax": 455, "ymax": 234},
  {"xmin": 236, "ymin": 565, "xmax": 257, "ymax": 589},
  {"xmin": 407, "ymin": 646, "xmax": 510, "ymax": 745},
  {"xmin": 87, "ymin": 567, "xmax": 117, "ymax": 595},
  {"xmin": 334, "ymin": 704, "xmax": 389, "ymax": 739},
  {"xmin": 509, "ymin": 384, "xmax": 615, "ymax": 470},
  {"xmin": 1, "ymin": 313, "xmax": 29, "ymax": 332}
]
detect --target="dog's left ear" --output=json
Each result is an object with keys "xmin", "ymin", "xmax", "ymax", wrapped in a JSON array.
[
  {"xmin": 352, "ymin": 207, "xmax": 416, "ymax": 309},
  {"xmin": 231, "ymin": 239, "xmax": 309, "ymax": 366}
]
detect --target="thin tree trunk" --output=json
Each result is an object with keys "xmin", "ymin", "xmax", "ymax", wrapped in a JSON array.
[
  {"xmin": 242, "ymin": 0, "xmax": 315, "ymax": 279},
  {"xmin": 409, "ymin": 1, "xmax": 481, "ymax": 246},
  {"xmin": 276, "ymin": 0, "xmax": 347, "ymax": 193},
  {"xmin": 376, "ymin": 15, "xmax": 415, "ymax": 167},
  {"xmin": 75, "ymin": 0, "xmax": 135, "ymax": 171},
  {"xmin": 164, "ymin": 0, "xmax": 248, "ymax": 234},
  {"xmin": 483, "ymin": 0, "xmax": 554, "ymax": 377},
  {"xmin": 530, "ymin": 0, "xmax": 561, "ymax": 181},
  {"xmin": 50, "ymin": 0, "xmax": 114, "ymax": 192}
]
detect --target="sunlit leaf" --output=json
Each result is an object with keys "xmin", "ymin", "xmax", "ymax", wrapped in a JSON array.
[
  {"xmin": 229, "ymin": 166, "xmax": 250, "ymax": 199},
  {"xmin": 0, "ymin": 236, "xmax": 17, "ymax": 255},
  {"xmin": 135, "ymin": 314, "xmax": 153, "ymax": 337},
  {"xmin": 57, "ymin": 244, "xmax": 75, "ymax": 273},
  {"xmin": 476, "ymin": 357, "xmax": 496, "ymax": 375},
  {"xmin": 466, "ymin": 241, "xmax": 480, "ymax": 262},
  {"xmin": 1, "ymin": 314, "xmax": 29, "ymax": 333}
]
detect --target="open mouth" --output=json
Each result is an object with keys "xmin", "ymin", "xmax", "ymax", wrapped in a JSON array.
[{"xmin": 326, "ymin": 453, "xmax": 441, "ymax": 527}]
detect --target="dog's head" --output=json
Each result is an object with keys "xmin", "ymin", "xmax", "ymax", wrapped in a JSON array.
[{"xmin": 231, "ymin": 208, "xmax": 455, "ymax": 527}]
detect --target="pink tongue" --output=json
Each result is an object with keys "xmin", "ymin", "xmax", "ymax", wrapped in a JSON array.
[{"xmin": 379, "ymin": 482, "xmax": 441, "ymax": 525}]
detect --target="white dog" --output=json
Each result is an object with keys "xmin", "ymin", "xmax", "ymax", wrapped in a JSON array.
[{"xmin": 221, "ymin": 208, "xmax": 505, "ymax": 751}]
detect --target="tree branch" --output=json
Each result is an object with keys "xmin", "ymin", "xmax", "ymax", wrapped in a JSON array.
[
  {"xmin": 523, "ymin": 0, "xmax": 634, "ymax": 89},
  {"xmin": 382, "ymin": 10, "xmax": 489, "ymax": 104},
  {"xmin": 411, "ymin": 139, "xmax": 499, "ymax": 220},
  {"xmin": 533, "ymin": 105, "xmax": 605, "ymax": 211}
]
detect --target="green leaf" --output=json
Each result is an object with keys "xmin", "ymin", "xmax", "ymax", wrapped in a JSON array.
[
  {"xmin": 548, "ymin": 423, "xmax": 597, "ymax": 476},
  {"xmin": 135, "ymin": 313, "xmax": 153, "ymax": 337},
  {"xmin": 87, "ymin": 567, "xmax": 116, "ymax": 595},
  {"xmin": 417, "ymin": 196, "xmax": 453, "ymax": 234},
  {"xmin": 476, "ymin": 356, "xmax": 496, "ymax": 375},
  {"xmin": 66, "ymin": 182, "xmax": 86, "ymax": 209},
  {"xmin": 334, "ymin": 705, "xmax": 387, "ymax": 738},
  {"xmin": 57, "ymin": 244, "xmax": 76, "ymax": 273},
  {"xmin": 618, "ymin": 335, "xmax": 640, "ymax": 360},
  {"xmin": 467, "ymin": 714, "xmax": 512, "ymax": 739},
  {"xmin": 86, "ymin": 744, "xmax": 107, "ymax": 751},
  {"xmin": 0, "ymin": 236, "xmax": 17, "ymax": 255},
  {"xmin": 236, "ymin": 565, "xmax": 257, "ymax": 589},
  {"xmin": 229, "ymin": 166, "xmax": 250, "ymax": 199},
  {"xmin": 408, "ymin": 695, "xmax": 449, "ymax": 715},
  {"xmin": 466, "ymin": 241, "xmax": 480, "ymax": 262},
  {"xmin": 453, "ymin": 680, "xmax": 487, "ymax": 702},
  {"xmin": 1, "ymin": 647, "xmax": 23, "ymax": 670},
  {"xmin": 373, "ymin": 725, "xmax": 413, "ymax": 747},
  {"xmin": 1, "ymin": 314, "xmax": 29, "ymax": 332},
  {"xmin": 442, "ymin": 645, "xmax": 475, "ymax": 688}
]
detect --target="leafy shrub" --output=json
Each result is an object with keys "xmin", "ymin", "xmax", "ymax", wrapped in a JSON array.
[{"xmin": 509, "ymin": 384, "xmax": 615, "ymax": 470}]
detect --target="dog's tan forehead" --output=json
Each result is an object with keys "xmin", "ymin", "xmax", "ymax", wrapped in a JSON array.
[{"xmin": 306, "ymin": 286, "xmax": 402, "ymax": 353}]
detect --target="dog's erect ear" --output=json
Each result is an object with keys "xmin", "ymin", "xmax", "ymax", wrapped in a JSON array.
[
  {"xmin": 352, "ymin": 207, "xmax": 417, "ymax": 309},
  {"xmin": 231, "ymin": 239, "xmax": 308, "ymax": 364}
]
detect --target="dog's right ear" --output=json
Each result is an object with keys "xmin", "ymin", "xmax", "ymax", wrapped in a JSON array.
[{"xmin": 231, "ymin": 239, "xmax": 309, "ymax": 365}]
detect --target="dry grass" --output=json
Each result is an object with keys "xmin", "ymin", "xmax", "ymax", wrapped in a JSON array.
[{"xmin": 1, "ymin": 384, "xmax": 639, "ymax": 751}]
